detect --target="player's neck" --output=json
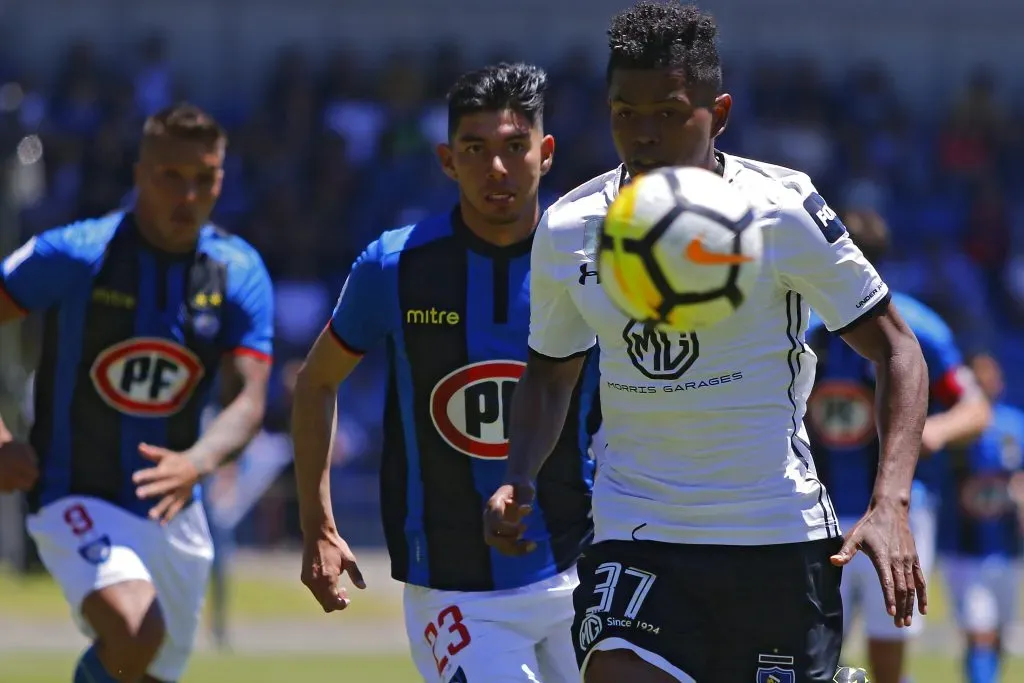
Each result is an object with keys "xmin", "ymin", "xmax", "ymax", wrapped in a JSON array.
[
  {"xmin": 132, "ymin": 211, "xmax": 197, "ymax": 255},
  {"xmin": 458, "ymin": 202, "xmax": 538, "ymax": 248}
]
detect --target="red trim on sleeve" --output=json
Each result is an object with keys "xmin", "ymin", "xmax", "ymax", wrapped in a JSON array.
[
  {"xmin": 326, "ymin": 324, "xmax": 365, "ymax": 356},
  {"xmin": 931, "ymin": 366, "xmax": 965, "ymax": 408},
  {"xmin": 230, "ymin": 347, "xmax": 273, "ymax": 364},
  {"xmin": 0, "ymin": 280, "xmax": 28, "ymax": 316}
]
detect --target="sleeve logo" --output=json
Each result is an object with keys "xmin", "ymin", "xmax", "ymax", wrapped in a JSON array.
[{"xmin": 802, "ymin": 193, "xmax": 847, "ymax": 244}]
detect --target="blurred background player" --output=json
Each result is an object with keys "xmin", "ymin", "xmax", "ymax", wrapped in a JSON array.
[
  {"xmin": 485, "ymin": 3, "xmax": 929, "ymax": 682},
  {"xmin": 806, "ymin": 208, "xmax": 992, "ymax": 683},
  {"xmin": 937, "ymin": 352, "xmax": 1024, "ymax": 683},
  {"xmin": 291, "ymin": 62, "xmax": 601, "ymax": 682},
  {"xmin": 0, "ymin": 103, "xmax": 273, "ymax": 682}
]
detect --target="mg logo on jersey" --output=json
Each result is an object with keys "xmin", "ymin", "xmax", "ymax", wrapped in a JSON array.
[
  {"xmin": 622, "ymin": 319, "xmax": 699, "ymax": 380},
  {"xmin": 429, "ymin": 360, "xmax": 525, "ymax": 459},
  {"xmin": 90, "ymin": 338, "xmax": 205, "ymax": 417},
  {"xmin": 807, "ymin": 380, "xmax": 875, "ymax": 448}
]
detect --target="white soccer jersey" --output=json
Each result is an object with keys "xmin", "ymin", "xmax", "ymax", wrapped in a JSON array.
[{"xmin": 529, "ymin": 154, "xmax": 890, "ymax": 546}]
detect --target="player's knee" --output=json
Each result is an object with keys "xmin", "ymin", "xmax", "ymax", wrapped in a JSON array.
[
  {"xmin": 585, "ymin": 649, "xmax": 679, "ymax": 683},
  {"xmin": 82, "ymin": 582, "xmax": 167, "ymax": 680}
]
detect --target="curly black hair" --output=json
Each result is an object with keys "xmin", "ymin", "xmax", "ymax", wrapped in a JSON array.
[
  {"xmin": 446, "ymin": 62, "xmax": 548, "ymax": 138},
  {"xmin": 607, "ymin": 1, "xmax": 722, "ymax": 97}
]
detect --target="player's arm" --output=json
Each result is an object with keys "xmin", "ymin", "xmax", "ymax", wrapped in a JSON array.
[
  {"xmin": 0, "ymin": 230, "xmax": 83, "ymax": 489},
  {"xmin": 913, "ymin": 320, "xmax": 990, "ymax": 454},
  {"xmin": 292, "ymin": 329, "xmax": 362, "ymax": 534},
  {"xmin": 292, "ymin": 244, "xmax": 387, "ymax": 535},
  {"xmin": 506, "ymin": 215, "xmax": 597, "ymax": 482},
  {"xmin": 186, "ymin": 258, "xmax": 275, "ymax": 475},
  {"xmin": 773, "ymin": 192, "xmax": 928, "ymax": 624},
  {"xmin": 487, "ymin": 214, "xmax": 596, "ymax": 554},
  {"xmin": 839, "ymin": 306, "xmax": 928, "ymax": 504},
  {"xmin": 504, "ymin": 350, "xmax": 589, "ymax": 483}
]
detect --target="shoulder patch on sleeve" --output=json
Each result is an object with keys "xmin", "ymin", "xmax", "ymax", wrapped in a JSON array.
[{"xmin": 801, "ymin": 192, "xmax": 847, "ymax": 244}]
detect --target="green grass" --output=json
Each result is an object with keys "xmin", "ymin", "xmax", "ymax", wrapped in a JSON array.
[
  {"xmin": 0, "ymin": 568, "xmax": 401, "ymax": 621},
  {"xmin": 0, "ymin": 652, "xmax": 419, "ymax": 682},
  {"xmin": 0, "ymin": 651, "xmax": 1020, "ymax": 682}
]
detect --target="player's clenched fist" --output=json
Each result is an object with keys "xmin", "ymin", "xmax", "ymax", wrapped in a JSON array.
[
  {"xmin": 300, "ymin": 528, "xmax": 366, "ymax": 613},
  {"xmin": 0, "ymin": 440, "xmax": 38, "ymax": 493},
  {"xmin": 483, "ymin": 481, "xmax": 537, "ymax": 556}
]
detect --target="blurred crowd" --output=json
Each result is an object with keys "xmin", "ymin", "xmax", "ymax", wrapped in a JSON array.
[{"xmin": 2, "ymin": 34, "xmax": 1024, "ymax": 544}]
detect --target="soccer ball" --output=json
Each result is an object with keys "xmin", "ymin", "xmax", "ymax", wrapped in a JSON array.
[{"xmin": 598, "ymin": 166, "xmax": 763, "ymax": 331}]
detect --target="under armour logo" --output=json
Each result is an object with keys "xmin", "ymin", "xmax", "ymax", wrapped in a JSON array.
[{"xmin": 579, "ymin": 263, "xmax": 600, "ymax": 284}]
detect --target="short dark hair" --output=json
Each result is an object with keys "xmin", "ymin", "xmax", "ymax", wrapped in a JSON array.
[
  {"xmin": 607, "ymin": 1, "xmax": 722, "ymax": 97},
  {"xmin": 142, "ymin": 102, "xmax": 226, "ymax": 147},
  {"xmin": 446, "ymin": 62, "xmax": 548, "ymax": 138}
]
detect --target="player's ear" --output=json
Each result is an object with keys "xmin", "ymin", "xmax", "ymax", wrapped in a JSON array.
[
  {"xmin": 436, "ymin": 143, "xmax": 458, "ymax": 181},
  {"xmin": 539, "ymin": 134, "xmax": 555, "ymax": 177},
  {"xmin": 711, "ymin": 93, "xmax": 732, "ymax": 140}
]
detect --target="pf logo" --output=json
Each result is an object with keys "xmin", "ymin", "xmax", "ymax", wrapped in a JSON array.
[
  {"xmin": 429, "ymin": 360, "xmax": 525, "ymax": 459},
  {"xmin": 807, "ymin": 380, "xmax": 875, "ymax": 448},
  {"xmin": 90, "ymin": 338, "xmax": 205, "ymax": 417},
  {"xmin": 622, "ymin": 319, "xmax": 699, "ymax": 380}
]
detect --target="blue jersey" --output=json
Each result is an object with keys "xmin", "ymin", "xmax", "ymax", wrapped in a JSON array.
[
  {"xmin": 329, "ymin": 209, "xmax": 599, "ymax": 592},
  {"xmin": 0, "ymin": 213, "xmax": 273, "ymax": 516},
  {"xmin": 936, "ymin": 402, "xmax": 1024, "ymax": 557},
  {"xmin": 806, "ymin": 293, "xmax": 966, "ymax": 518}
]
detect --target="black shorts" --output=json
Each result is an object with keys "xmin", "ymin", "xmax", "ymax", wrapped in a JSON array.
[{"xmin": 571, "ymin": 538, "xmax": 844, "ymax": 682}]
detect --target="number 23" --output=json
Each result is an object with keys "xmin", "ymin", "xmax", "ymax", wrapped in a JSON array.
[{"xmin": 424, "ymin": 605, "xmax": 472, "ymax": 675}]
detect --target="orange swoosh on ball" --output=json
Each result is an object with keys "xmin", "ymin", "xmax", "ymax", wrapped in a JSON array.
[{"xmin": 685, "ymin": 238, "xmax": 753, "ymax": 265}]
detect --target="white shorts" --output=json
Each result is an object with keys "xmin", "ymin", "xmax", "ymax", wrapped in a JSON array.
[
  {"xmin": 942, "ymin": 555, "xmax": 1022, "ymax": 633},
  {"xmin": 26, "ymin": 495, "xmax": 214, "ymax": 681},
  {"xmin": 838, "ymin": 501, "xmax": 936, "ymax": 640},
  {"xmin": 404, "ymin": 567, "xmax": 579, "ymax": 682}
]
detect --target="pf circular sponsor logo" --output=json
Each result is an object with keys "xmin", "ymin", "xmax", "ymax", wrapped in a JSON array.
[
  {"xmin": 429, "ymin": 360, "xmax": 525, "ymax": 459},
  {"xmin": 89, "ymin": 338, "xmax": 205, "ymax": 417},
  {"xmin": 807, "ymin": 380, "xmax": 875, "ymax": 448}
]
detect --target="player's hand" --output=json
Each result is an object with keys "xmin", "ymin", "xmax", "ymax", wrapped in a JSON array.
[
  {"xmin": 0, "ymin": 439, "xmax": 38, "ymax": 493},
  {"xmin": 300, "ymin": 527, "xmax": 365, "ymax": 613},
  {"xmin": 483, "ymin": 480, "xmax": 536, "ymax": 556},
  {"xmin": 830, "ymin": 499, "xmax": 927, "ymax": 628},
  {"xmin": 132, "ymin": 443, "xmax": 202, "ymax": 524}
]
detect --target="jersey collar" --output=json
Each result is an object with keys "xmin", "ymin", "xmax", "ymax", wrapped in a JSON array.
[{"xmin": 450, "ymin": 206, "xmax": 535, "ymax": 258}]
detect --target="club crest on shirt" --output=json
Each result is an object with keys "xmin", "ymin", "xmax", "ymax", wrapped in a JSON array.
[
  {"xmin": 89, "ymin": 337, "xmax": 205, "ymax": 417},
  {"xmin": 77, "ymin": 534, "xmax": 112, "ymax": 565},
  {"xmin": 756, "ymin": 654, "xmax": 795, "ymax": 683}
]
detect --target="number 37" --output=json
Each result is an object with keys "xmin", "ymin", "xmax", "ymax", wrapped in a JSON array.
[{"xmin": 424, "ymin": 604, "xmax": 472, "ymax": 675}]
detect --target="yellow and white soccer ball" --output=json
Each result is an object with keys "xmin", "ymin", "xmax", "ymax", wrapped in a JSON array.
[{"xmin": 598, "ymin": 166, "xmax": 764, "ymax": 331}]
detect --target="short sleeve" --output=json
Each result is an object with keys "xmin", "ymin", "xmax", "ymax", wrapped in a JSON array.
[
  {"xmin": 527, "ymin": 212, "xmax": 596, "ymax": 360},
  {"xmin": 328, "ymin": 240, "xmax": 390, "ymax": 355},
  {"xmin": 771, "ymin": 191, "xmax": 889, "ymax": 333},
  {"xmin": 223, "ymin": 252, "xmax": 274, "ymax": 361},
  {"xmin": 1, "ymin": 230, "xmax": 82, "ymax": 312}
]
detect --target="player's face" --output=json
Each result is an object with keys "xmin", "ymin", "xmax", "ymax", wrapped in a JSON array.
[
  {"xmin": 437, "ymin": 108, "xmax": 554, "ymax": 225},
  {"xmin": 608, "ymin": 68, "xmax": 731, "ymax": 178},
  {"xmin": 134, "ymin": 138, "xmax": 225, "ymax": 251}
]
